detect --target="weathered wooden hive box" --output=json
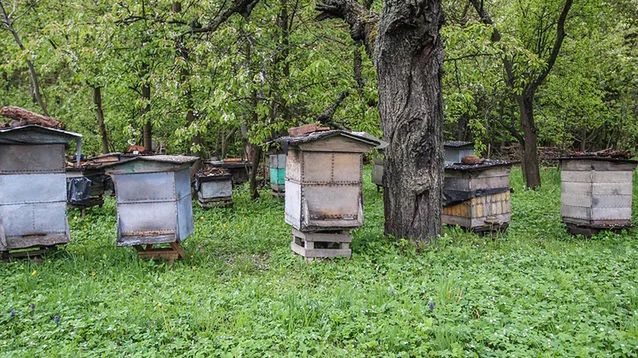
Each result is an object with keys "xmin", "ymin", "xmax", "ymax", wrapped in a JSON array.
[
  {"xmin": 371, "ymin": 158, "xmax": 384, "ymax": 190},
  {"xmin": 444, "ymin": 141, "xmax": 475, "ymax": 165},
  {"xmin": 0, "ymin": 125, "xmax": 82, "ymax": 253},
  {"xmin": 559, "ymin": 157, "xmax": 637, "ymax": 235},
  {"xmin": 442, "ymin": 160, "xmax": 513, "ymax": 232},
  {"xmin": 282, "ymin": 130, "xmax": 379, "ymax": 259},
  {"xmin": 269, "ymin": 153, "xmax": 286, "ymax": 197},
  {"xmin": 205, "ymin": 159, "xmax": 251, "ymax": 185},
  {"xmin": 104, "ymin": 155, "xmax": 198, "ymax": 260},
  {"xmin": 196, "ymin": 167, "xmax": 233, "ymax": 208}
]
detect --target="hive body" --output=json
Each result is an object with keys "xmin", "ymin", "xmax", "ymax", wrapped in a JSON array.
[
  {"xmin": 560, "ymin": 158, "xmax": 637, "ymax": 235},
  {"xmin": 442, "ymin": 163, "xmax": 512, "ymax": 232},
  {"xmin": 105, "ymin": 156, "xmax": 197, "ymax": 249},
  {"xmin": 197, "ymin": 173, "xmax": 233, "ymax": 208},
  {"xmin": 282, "ymin": 131, "xmax": 378, "ymax": 259},
  {"xmin": 269, "ymin": 154, "xmax": 286, "ymax": 197},
  {"xmin": 0, "ymin": 126, "xmax": 81, "ymax": 252}
]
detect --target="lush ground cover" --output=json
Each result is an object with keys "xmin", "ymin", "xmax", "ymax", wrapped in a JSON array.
[{"xmin": 1, "ymin": 166, "xmax": 638, "ymax": 356}]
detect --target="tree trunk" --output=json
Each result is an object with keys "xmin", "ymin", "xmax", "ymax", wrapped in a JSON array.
[
  {"xmin": 249, "ymin": 144, "xmax": 262, "ymax": 199},
  {"xmin": 316, "ymin": 0, "xmax": 445, "ymax": 241},
  {"xmin": 517, "ymin": 94, "xmax": 541, "ymax": 189},
  {"xmin": 376, "ymin": 0, "xmax": 445, "ymax": 240},
  {"xmin": 92, "ymin": 86, "xmax": 110, "ymax": 154},
  {"xmin": 141, "ymin": 83, "xmax": 152, "ymax": 153}
]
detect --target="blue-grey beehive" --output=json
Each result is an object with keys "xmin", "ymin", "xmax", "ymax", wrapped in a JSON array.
[
  {"xmin": 0, "ymin": 125, "xmax": 81, "ymax": 252},
  {"xmin": 444, "ymin": 141, "xmax": 475, "ymax": 165},
  {"xmin": 104, "ymin": 155, "xmax": 199, "ymax": 248}
]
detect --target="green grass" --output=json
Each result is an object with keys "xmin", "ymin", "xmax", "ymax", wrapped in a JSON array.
[{"xmin": 1, "ymin": 166, "xmax": 638, "ymax": 356}]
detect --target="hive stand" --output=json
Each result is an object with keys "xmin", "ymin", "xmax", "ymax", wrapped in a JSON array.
[
  {"xmin": 133, "ymin": 242, "xmax": 185, "ymax": 264},
  {"xmin": 0, "ymin": 245, "xmax": 58, "ymax": 262},
  {"xmin": 290, "ymin": 228, "xmax": 352, "ymax": 260}
]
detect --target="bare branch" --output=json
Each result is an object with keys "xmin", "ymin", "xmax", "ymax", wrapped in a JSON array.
[
  {"xmin": 529, "ymin": 0, "xmax": 573, "ymax": 91},
  {"xmin": 315, "ymin": 0, "xmax": 378, "ymax": 57},
  {"xmin": 189, "ymin": 0, "xmax": 260, "ymax": 34}
]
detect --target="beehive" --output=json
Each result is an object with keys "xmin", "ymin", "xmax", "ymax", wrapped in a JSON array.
[
  {"xmin": 444, "ymin": 141, "xmax": 475, "ymax": 165},
  {"xmin": 104, "ymin": 155, "xmax": 198, "ymax": 261},
  {"xmin": 269, "ymin": 154, "xmax": 286, "ymax": 197},
  {"xmin": 0, "ymin": 125, "xmax": 81, "ymax": 254},
  {"xmin": 371, "ymin": 158, "xmax": 384, "ymax": 191},
  {"xmin": 196, "ymin": 172, "xmax": 233, "ymax": 208},
  {"xmin": 282, "ymin": 130, "xmax": 379, "ymax": 259},
  {"xmin": 442, "ymin": 161, "xmax": 512, "ymax": 232},
  {"xmin": 560, "ymin": 157, "xmax": 637, "ymax": 236},
  {"xmin": 66, "ymin": 166, "xmax": 107, "ymax": 209}
]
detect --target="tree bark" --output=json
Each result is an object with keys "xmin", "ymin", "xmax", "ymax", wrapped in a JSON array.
[
  {"xmin": 141, "ymin": 83, "xmax": 152, "ymax": 152},
  {"xmin": 317, "ymin": 0, "xmax": 445, "ymax": 241},
  {"xmin": 92, "ymin": 87, "xmax": 110, "ymax": 154},
  {"xmin": 0, "ymin": 1, "xmax": 48, "ymax": 115},
  {"xmin": 249, "ymin": 144, "xmax": 262, "ymax": 199},
  {"xmin": 517, "ymin": 94, "xmax": 541, "ymax": 188},
  {"xmin": 377, "ymin": 0, "xmax": 445, "ymax": 240}
]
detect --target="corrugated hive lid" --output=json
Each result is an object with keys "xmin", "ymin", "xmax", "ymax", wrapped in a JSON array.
[
  {"xmin": 103, "ymin": 155, "xmax": 199, "ymax": 174},
  {"xmin": 278, "ymin": 130, "xmax": 381, "ymax": 148},
  {"xmin": 443, "ymin": 140, "xmax": 474, "ymax": 149},
  {"xmin": 0, "ymin": 125, "xmax": 81, "ymax": 145}
]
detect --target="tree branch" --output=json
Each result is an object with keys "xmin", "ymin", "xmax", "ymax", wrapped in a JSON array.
[
  {"xmin": 468, "ymin": 0, "xmax": 516, "ymax": 89},
  {"xmin": 189, "ymin": 0, "xmax": 260, "ymax": 34},
  {"xmin": 315, "ymin": 0, "xmax": 378, "ymax": 57},
  {"xmin": 529, "ymin": 0, "xmax": 573, "ymax": 91},
  {"xmin": 316, "ymin": 91, "xmax": 349, "ymax": 129}
]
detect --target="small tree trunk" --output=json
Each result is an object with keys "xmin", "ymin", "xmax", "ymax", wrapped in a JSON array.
[
  {"xmin": 518, "ymin": 95, "xmax": 541, "ymax": 189},
  {"xmin": 141, "ymin": 83, "xmax": 152, "ymax": 153},
  {"xmin": 93, "ymin": 86, "xmax": 110, "ymax": 154},
  {"xmin": 249, "ymin": 144, "xmax": 263, "ymax": 199},
  {"xmin": 377, "ymin": 0, "xmax": 445, "ymax": 240}
]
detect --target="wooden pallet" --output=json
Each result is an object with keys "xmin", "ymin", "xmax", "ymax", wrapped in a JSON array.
[
  {"xmin": 291, "ymin": 228, "xmax": 352, "ymax": 260},
  {"xmin": 133, "ymin": 242, "xmax": 185, "ymax": 264},
  {"xmin": 1, "ymin": 245, "xmax": 58, "ymax": 262},
  {"xmin": 271, "ymin": 189, "xmax": 285, "ymax": 198},
  {"xmin": 198, "ymin": 197, "xmax": 233, "ymax": 209},
  {"xmin": 565, "ymin": 223, "xmax": 631, "ymax": 237}
]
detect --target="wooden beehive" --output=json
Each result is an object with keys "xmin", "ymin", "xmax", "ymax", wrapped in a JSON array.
[
  {"xmin": 269, "ymin": 154, "xmax": 286, "ymax": 197},
  {"xmin": 442, "ymin": 161, "xmax": 512, "ymax": 232},
  {"xmin": 444, "ymin": 141, "xmax": 475, "ymax": 165},
  {"xmin": 0, "ymin": 125, "xmax": 81, "ymax": 255},
  {"xmin": 560, "ymin": 157, "xmax": 637, "ymax": 235},
  {"xmin": 281, "ymin": 130, "xmax": 379, "ymax": 259},
  {"xmin": 196, "ymin": 172, "xmax": 233, "ymax": 208},
  {"xmin": 371, "ymin": 158, "xmax": 384, "ymax": 191},
  {"xmin": 104, "ymin": 155, "xmax": 199, "ymax": 262}
]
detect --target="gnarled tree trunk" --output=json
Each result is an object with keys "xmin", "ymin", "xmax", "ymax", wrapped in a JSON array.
[
  {"xmin": 317, "ymin": 0, "xmax": 445, "ymax": 240},
  {"xmin": 377, "ymin": 0, "xmax": 444, "ymax": 240}
]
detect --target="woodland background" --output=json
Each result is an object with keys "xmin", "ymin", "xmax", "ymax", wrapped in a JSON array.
[{"xmin": 1, "ymin": 0, "xmax": 637, "ymax": 158}]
